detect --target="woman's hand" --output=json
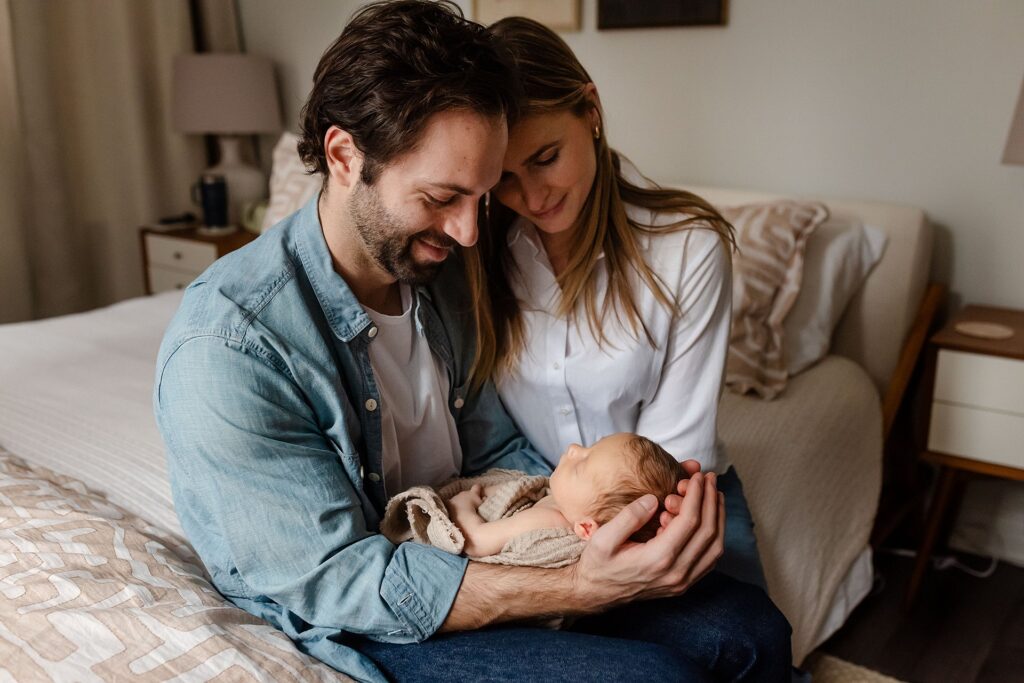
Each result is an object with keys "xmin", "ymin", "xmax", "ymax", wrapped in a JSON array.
[{"xmin": 569, "ymin": 471, "xmax": 725, "ymax": 611}]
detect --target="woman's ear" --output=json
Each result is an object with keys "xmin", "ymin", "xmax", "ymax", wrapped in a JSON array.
[
  {"xmin": 323, "ymin": 125, "xmax": 364, "ymax": 190},
  {"xmin": 574, "ymin": 518, "xmax": 599, "ymax": 540}
]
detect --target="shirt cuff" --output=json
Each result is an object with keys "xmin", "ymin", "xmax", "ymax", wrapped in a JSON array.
[{"xmin": 376, "ymin": 542, "xmax": 469, "ymax": 643}]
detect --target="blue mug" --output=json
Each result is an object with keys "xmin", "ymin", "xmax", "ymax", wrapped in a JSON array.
[{"xmin": 192, "ymin": 174, "xmax": 229, "ymax": 228}]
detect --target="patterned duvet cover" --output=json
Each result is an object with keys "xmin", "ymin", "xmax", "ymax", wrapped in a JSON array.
[{"xmin": 0, "ymin": 450, "xmax": 349, "ymax": 682}]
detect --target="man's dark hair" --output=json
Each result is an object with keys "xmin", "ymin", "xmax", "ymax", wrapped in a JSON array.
[{"xmin": 298, "ymin": 0, "xmax": 519, "ymax": 187}]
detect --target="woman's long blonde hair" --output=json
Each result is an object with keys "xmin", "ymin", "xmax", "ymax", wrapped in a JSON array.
[{"xmin": 466, "ymin": 16, "xmax": 735, "ymax": 389}]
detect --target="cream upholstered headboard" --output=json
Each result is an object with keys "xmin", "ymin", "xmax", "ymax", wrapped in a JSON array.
[{"xmin": 671, "ymin": 184, "xmax": 933, "ymax": 395}]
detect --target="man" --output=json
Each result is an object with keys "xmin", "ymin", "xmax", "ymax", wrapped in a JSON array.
[{"xmin": 155, "ymin": 2, "xmax": 790, "ymax": 681}]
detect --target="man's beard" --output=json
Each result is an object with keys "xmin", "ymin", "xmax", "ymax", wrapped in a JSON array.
[{"xmin": 349, "ymin": 180, "xmax": 456, "ymax": 285}]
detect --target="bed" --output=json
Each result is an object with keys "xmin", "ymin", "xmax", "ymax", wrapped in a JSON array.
[{"xmin": 0, "ymin": 181, "xmax": 932, "ymax": 677}]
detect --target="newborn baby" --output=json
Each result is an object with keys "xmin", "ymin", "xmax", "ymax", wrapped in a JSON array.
[{"xmin": 447, "ymin": 432, "xmax": 680, "ymax": 559}]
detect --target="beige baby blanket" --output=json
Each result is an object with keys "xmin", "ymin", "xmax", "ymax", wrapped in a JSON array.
[{"xmin": 380, "ymin": 469, "xmax": 586, "ymax": 568}]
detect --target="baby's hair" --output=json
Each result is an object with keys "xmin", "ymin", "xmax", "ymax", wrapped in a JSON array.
[{"xmin": 589, "ymin": 436, "xmax": 680, "ymax": 542}]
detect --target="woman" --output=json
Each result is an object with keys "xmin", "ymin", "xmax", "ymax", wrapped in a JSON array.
[{"xmin": 469, "ymin": 16, "xmax": 765, "ymax": 592}]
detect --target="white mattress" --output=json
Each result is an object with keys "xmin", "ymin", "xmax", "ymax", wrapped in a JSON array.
[{"xmin": 0, "ymin": 291, "xmax": 185, "ymax": 539}]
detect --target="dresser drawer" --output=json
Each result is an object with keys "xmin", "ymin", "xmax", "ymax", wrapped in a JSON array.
[
  {"xmin": 148, "ymin": 265, "xmax": 199, "ymax": 293},
  {"xmin": 933, "ymin": 349, "xmax": 1024, "ymax": 416},
  {"xmin": 144, "ymin": 234, "xmax": 218, "ymax": 271},
  {"xmin": 928, "ymin": 401, "xmax": 1024, "ymax": 469}
]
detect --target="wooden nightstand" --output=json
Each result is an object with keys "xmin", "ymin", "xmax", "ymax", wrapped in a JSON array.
[
  {"xmin": 906, "ymin": 305, "xmax": 1024, "ymax": 606},
  {"xmin": 139, "ymin": 226, "xmax": 256, "ymax": 295}
]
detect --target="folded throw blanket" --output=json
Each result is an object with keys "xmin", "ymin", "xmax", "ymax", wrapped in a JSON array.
[{"xmin": 380, "ymin": 469, "xmax": 586, "ymax": 568}]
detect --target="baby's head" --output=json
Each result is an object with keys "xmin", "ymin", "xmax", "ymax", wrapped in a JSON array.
[{"xmin": 548, "ymin": 433, "xmax": 680, "ymax": 542}]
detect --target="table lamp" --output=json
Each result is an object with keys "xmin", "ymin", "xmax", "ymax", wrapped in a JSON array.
[
  {"xmin": 954, "ymin": 75, "xmax": 1024, "ymax": 340},
  {"xmin": 173, "ymin": 53, "xmax": 281, "ymax": 231}
]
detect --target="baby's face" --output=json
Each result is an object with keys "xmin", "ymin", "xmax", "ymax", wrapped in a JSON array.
[{"xmin": 548, "ymin": 433, "xmax": 634, "ymax": 523}]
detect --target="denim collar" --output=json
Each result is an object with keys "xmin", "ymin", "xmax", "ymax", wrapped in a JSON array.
[
  {"xmin": 293, "ymin": 194, "xmax": 373, "ymax": 343},
  {"xmin": 293, "ymin": 193, "xmax": 443, "ymax": 343}
]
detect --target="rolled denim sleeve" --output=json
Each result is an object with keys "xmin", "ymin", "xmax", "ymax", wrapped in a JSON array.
[{"xmin": 155, "ymin": 336, "xmax": 466, "ymax": 643}]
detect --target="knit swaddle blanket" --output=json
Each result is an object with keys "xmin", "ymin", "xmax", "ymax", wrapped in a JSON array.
[{"xmin": 380, "ymin": 469, "xmax": 586, "ymax": 568}]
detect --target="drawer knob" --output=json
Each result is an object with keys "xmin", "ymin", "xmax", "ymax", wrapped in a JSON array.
[
  {"xmin": 175, "ymin": 283, "xmax": 184, "ymax": 290},
  {"xmin": 173, "ymin": 251, "xmax": 183, "ymax": 260}
]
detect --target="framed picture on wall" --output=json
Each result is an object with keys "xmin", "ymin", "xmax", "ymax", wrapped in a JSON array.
[
  {"xmin": 598, "ymin": 0, "xmax": 728, "ymax": 30},
  {"xmin": 473, "ymin": 0, "xmax": 581, "ymax": 31}
]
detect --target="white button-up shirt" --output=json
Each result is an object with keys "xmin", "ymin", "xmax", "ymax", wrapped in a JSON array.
[{"xmin": 495, "ymin": 203, "xmax": 732, "ymax": 473}]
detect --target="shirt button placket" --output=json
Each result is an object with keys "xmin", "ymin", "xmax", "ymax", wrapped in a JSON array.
[{"xmin": 556, "ymin": 319, "xmax": 579, "ymax": 444}]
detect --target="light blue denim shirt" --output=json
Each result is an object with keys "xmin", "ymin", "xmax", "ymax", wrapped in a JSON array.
[{"xmin": 154, "ymin": 196, "xmax": 550, "ymax": 682}]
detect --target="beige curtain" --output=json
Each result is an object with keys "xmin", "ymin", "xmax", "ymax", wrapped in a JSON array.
[
  {"xmin": 0, "ymin": 0, "xmax": 239, "ymax": 323},
  {"xmin": 0, "ymin": 0, "xmax": 32, "ymax": 322}
]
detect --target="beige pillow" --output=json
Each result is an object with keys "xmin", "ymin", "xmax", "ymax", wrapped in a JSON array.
[
  {"xmin": 783, "ymin": 218, "xmax": 888, "ymax": 375},
  {"xmin": 721, "ymin": 201, "xmax": 829, "ymax": 399},
  {"xmin": 261, "ymin": 132, "xmax": 322, "ymax": 233}
]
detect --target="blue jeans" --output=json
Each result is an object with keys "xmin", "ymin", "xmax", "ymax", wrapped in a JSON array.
[
  {"xmin": 354, "ymin": 571, "xmax": 791, "ymax": 682},
  {"xmin": 717, "ymin": 468, "xmax": 768, "ymax": 591}
]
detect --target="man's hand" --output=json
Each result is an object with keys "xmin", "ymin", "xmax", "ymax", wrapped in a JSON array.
[
  {"xmin": 442, "ymin": 469, "xmax": 723, "ymax": 633},
  {"xmin": 657, "ymin": 459, "xmax": 721, "ymax": 533},
  {"xmin": 568, "ymin": 471, "xmax": 725, "ymax": 613}
]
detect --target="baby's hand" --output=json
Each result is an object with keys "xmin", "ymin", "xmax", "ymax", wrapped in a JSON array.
[{"xmin": 449, "ymin": 484, "xmax": 484, "ymax": 513}]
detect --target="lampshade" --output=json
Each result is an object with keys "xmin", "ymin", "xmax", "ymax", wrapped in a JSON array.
[
  {"xmin": 1003, "ymin": 75, "xmax": 1024, "ymax": 165},
  {"xmin": 173, "ymin": 54, "xmax": 281, "ymax": 134}
]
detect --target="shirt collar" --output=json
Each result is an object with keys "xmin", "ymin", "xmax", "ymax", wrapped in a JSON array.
[
  {"xmin": 293, "ymin": 193, "xmax": 372, "ymax": 343},
  {"xmin": 505, "ymin": 203, "xmax": 654, "ymax": 264},
  {"xmin": 293, "ymin": 194, "xmax": 438, "ymax": 343}
]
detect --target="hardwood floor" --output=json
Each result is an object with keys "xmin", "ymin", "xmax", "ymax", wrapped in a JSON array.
[{"xmin": 818, "ymin": 551, "xmax": 1024, "ymax": 682}]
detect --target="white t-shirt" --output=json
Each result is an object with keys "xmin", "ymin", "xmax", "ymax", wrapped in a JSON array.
[
  {"xmin": 365, "ymin": 285, "xmax": 462, "ymax": 494},
  {"xmin": 495, "ymin": 203, "xmax": 732, "ymax": 473}
]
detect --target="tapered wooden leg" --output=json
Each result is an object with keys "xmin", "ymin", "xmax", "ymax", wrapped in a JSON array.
[{"xmin": 906, "ymin": 465, "xmax": 958, "ymax": 608}]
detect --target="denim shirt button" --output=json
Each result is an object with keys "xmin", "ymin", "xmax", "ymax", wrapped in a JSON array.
[
  {"xmin": 365, "ymin": 398, "xmax": 378, "ymax": 411},
  {"xmin": 453, "ymin": 397, "xmax": 465, "ymax": 409},
  {"xmin": 368, "ymin": 326, "xmax": 378, "ymax": 339},
  {"xmin": 368, "ymin": 472, "xmax": 381, "ymax": 482}
]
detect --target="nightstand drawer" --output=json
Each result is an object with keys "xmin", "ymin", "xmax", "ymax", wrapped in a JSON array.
[
  {"xmin": 148, "ymin": 265, "xmax": 199, "ymax": 293},
  {"xmin": 934, "ymin": 349, "xmax": 1024, "ymax": 415},
  {"xmin": 144, "ymin": 234, "xmax": 218, "ymax": 271},
  {"xmin": 928, "ymin": 401, "xmax": 1024, "ymax": 469}
]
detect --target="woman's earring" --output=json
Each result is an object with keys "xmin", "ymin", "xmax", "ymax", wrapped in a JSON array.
[{"xmin": 593, "ymin": 125, "xmax": 601, "ymax": 140}]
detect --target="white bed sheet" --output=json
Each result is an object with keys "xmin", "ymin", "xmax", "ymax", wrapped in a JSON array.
[{"xmin": 0, "ymin": 291, "xmax": 185, "ymax": 538}]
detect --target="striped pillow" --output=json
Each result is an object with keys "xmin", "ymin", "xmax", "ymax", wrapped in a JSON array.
[{"xmin": 722, "ymin": 201, "xmax": 829, "ymax": 399}]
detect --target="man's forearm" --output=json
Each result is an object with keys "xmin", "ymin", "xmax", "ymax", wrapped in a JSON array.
[{"xmin": 439, "ymin": 561, "xmax": 596, "ymax": 632}]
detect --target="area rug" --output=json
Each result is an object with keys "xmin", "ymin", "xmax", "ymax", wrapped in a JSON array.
[{"xmin": 806, "ymin": 653, "xmax": 906, "ymax": 682}]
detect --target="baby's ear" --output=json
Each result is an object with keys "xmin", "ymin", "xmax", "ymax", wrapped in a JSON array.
[{"xmin": 574, "ymin": 519, "xmax": 599, "ymax": 540}]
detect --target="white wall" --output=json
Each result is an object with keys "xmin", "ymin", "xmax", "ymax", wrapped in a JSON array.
[{"xmin": 239, "ymin": 0, "xmax": 1024, "ymax": 310}]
